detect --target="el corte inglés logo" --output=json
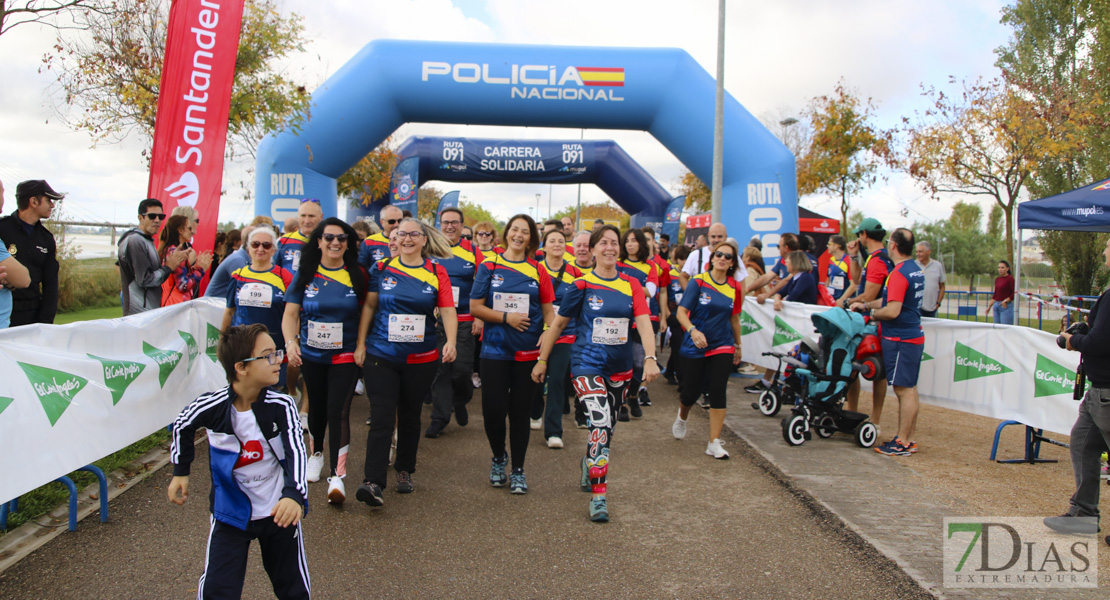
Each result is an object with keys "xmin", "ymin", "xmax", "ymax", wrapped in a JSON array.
[{"xmin": 953, "ymin": 342, "xmax": 1013, "ymax": 382}]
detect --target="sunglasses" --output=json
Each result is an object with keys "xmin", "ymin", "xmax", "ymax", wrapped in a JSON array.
[
  {"xmin": 461, "ymin": 234, "xmax": 472, "ymax": 241},
  {"xmin": 241, "ymin": 349, "xmax": 285, "ymax": 366},
  {"xmin": 322, "ymin": 233, "xmax": 349, "ymax": 243},
  {"xmin": 250, "ymin": 241, "xmax": 274, "ymax": 250},
  {"xmin": 395, "ymin": 231, "xmax": 425, "ymax": 240},
  {"xmin": 713, "ymin": 251, "xmax": 735, "ymax": 260},
  {"xmin": 301, "ymin": 198, "xmax": 321, "ymax": 204},
  {"xmin": 383, "ymin": 218, "xmax": 400, "ymax": 225},
  {"xmin": 141, "ymin": 213, "xmax": 165, "ymax": 221},
  {"xmin": 476, "ymin": 231, "xmax": 493, "ymax": 237}
]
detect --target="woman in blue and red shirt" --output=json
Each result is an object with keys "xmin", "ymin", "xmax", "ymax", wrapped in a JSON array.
[
  {"xmin": 470, "ymin": 214, "xmax": 555, "ymax": 495},
  {"xmin": 673, "ymin": 240, "xmax": 744, "ymax": 460},
  {"xmin": 353, "ymin": 218, "xmax": 457, "ymax": 507},
  {"xmin": 282, "ymin": 218, "xmax": 366, "ymax": 505},
  {"xmin": 616, "ymin": 228, "xmax": 659, "ymax": 420},
  {"xmin": 533, "ymin": 225, "xmax": 659, "ymax": 522}
]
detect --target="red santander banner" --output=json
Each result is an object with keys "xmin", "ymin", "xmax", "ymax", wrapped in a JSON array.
[{"xmin": 147, "ymin": 0, "xmax": 245, "ymax": 254}]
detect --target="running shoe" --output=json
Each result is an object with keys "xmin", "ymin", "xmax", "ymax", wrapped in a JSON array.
[
  {"xmin": 472, "ymin": 373, "xmax": 482, "ymax": 389},
  {"xmin": 580, "ymin": 456, "xmax": 591, "ymax": 492},
  {"xmin": 672, "ymin": 410, "xmax": 687, "ymax": 440},
  {"xmin": 697, "ymin": 394, "xmax": 710, "ymax": 409},
  {"xmin": 628, "ymin": 399, "xmax": 643, "ymax": 419},
  {"xmin": 664, "ymin": 371, "xmax": 678, "ymax": 386},
  {"xmin": 355, "ymin": 481, "xmax": 384, "ymax": 507},
  {"xmin": 299, "ymin": 412, "xmax": 308, "ymax": 431},
  {"xmin": 547, "ymin": 436, "xmax": 564, "ymax": 449},
  {"xmin": 455, "ymin": 403, "xmax": 469, "ymax": 427},
  {"xmin": 706, "ymin": 438, "xmax": 730, "ymax": 459},
  {"xmin": 396, "ymin": 471, "xmax": 414, "ymax": 494},
  {"xmin": 306, "ymin": 452, "xmax": 324, "ymax": 483},
  {"xmin": 589, "ymin": 496, "xmax": 609, "ymax": 522},
  {"xmin": 1043, "ymin": 513, "xmax": 1098, "ymax": 535},
  {"xmin": 489, "ymin": 455, "xmax": 507, "ymax": 487},
  {"xmin": 905, "ymin": 441, "xmax": 919, "ymax": 454},
  {"xmin": 509, "ymin": 469, "xmax": 528, "ymax": 494},
  {"xmin": 530, "ymin": 418, "xmax": 542, "ymax": 430},
  {"xmin": 424, "ymin": 420, "xmax": 445, "ymax": 439},
  {"xmin": 875, "ymin": 437, "xmax": 912, "ymax": 456},
  {"xmin": 639, "ymin": 388, "xmax": 651, "ymax": 407},
  {"xmin": 617, "ymin": 406, "xmax": 630, "ymax": 422},
  {"xmin": 744, "ymin": 381, "xmax": 768, "ymax": 394},
  {"xmin": 327, "ymin": 476, "xmax": 345, "ymax": 504}
]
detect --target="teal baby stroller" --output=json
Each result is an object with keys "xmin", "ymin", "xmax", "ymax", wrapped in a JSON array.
[{"xmin": 779, "ymin": 308, "xmax": 878, "ymax": 448}]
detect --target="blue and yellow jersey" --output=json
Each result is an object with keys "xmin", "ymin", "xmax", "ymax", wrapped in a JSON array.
[
  {"xmin": 666, "ymin": 264, "xmax": 683, "ymax": 306},
  {"xmin": 827, "ymin": 254, "xmax": 850, "ymax": 300},
  {"xmin": 471, "ymin": 255, "xmax": 555, "ymax": 361},
  {"xmin": 618, "ymin": 259, "xmax": 660, "ymax": 322},
  {"xmin": 357, "ymin": 232, "xmax": 390, "ymax": 270},
  {"xmin": 367, "ymin": 258, "xmax": 454, "ymax": 364},
  {"xmin": 559, "ymin": 270, "xmax": 649, "ymax": 381},
  {"xmin": 679, "ymin": 273, "xmax": 743, "ymax": 359},
  {"xmin": 539, "ymin": 259, "xmax": 584, "ymax": 344},
  {"xmin": 431, "ymin": 238, "xmax": 484, "ymax": 322},
  {"xmin": 226, "ymin": 265, "xmax": 294, "ymax": 347},
  {"xmin": 880, "ymin": 260, "xmax": 925, "ymax": 344},
  {"xmin": 286, "ymin": 265, "xmax": 365, "ymax": 365},
  {"xmin": 276, "ymin": 230, "xmax": 309, "ymax": 274}
]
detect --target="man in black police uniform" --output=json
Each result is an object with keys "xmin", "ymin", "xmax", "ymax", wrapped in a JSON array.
[
  {"xmin": 0, "ymin": 180, "xmax": 62, "ymax": 326},
  {"xmin": 1045, "ymin": 237, "xmax": 1110, "ymax": 545}
]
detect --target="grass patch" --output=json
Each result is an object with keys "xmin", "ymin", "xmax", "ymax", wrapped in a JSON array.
[
  {"xmin": 57, "ymin": 255, "xmax": 122, "ymax": 314},
  {"xmin": 0, "ymin": 428, "xmax": 170, "ymax": 535},
  {"xmin": 935, "ymin": 312, "xmax": 1059, "ymax": 334},
  {"xmin": 55, "ymin": 303, "xmax": 123, "ymax": 324}
]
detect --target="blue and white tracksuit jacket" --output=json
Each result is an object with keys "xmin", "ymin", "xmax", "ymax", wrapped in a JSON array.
[{"xmin": 170, "ymin": 386, "xmax": 308, "ymax": 529}]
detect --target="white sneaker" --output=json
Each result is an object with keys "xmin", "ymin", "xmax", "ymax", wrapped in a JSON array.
[
  {"xmin": 672, "ymin": 410, "xmax": 687, "ymax": 440},
  {"xmin": 530, "ymin": 418, "xmax": 542, "ymax": 430},
  {"xmin": 472, "ymin": 373, "xmax": 482, "ymax": 388},
  {"xmin": 547, "ymin": 436, "xmax": 563, "ymax": 449},
  {"xmin": 327, "ymin": 476, "xmax": 345, "ymax": 504},
  {"xmin": 739, "ymin": 364, "xmax": 759, "ymax": 374},
  {"xmin": 706, "ymin": 438, "xmax": 730, "ymax": 459},
  {"xmin": 355, "ymin": 379, "xmax": 365, "ymax": 396},
  {"xmin": 307, "ymin": 452, "xmax": 324, "ymax": 482},
  {"xmin": 299, "ymin": 412, "xmax": 308, "ymax": 431}
]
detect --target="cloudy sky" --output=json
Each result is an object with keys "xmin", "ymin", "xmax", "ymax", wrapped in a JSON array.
[{"xmin": 0, "ymin": 0, "xmax": 1014, "ymax": 231}]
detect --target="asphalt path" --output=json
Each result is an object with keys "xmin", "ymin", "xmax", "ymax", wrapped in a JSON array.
[{"xmin": 0, "ymin": 375, "xmax": 931, "ymax": 599}]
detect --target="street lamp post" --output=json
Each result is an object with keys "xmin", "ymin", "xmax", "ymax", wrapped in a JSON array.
[{"xmin": 535, "ymin": 193, "xmax": 541, "ymax": 220}]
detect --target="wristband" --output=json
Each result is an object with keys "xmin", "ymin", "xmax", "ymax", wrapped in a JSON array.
[
  {"xmin": 285, "ymin": 340, "xmax": 298, "ymax": 347},
  {"xmin": 644, "ymin": 355, "xmax": 657, "ymax": 362},
  {"xmin": 502, "ymin": 312, "xmax": 507, "ymax": 323},
  {"xmin": 536, "ymin": 359, "xmax": 547, "ymax": 364}
]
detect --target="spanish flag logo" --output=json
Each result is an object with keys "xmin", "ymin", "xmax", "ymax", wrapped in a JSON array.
[
  {"xmin": 576, "ymin": 67, "xmax": 625, "ymax": 87},
  {"xmin": 1093, "ymin": 178, "xmax": 1110, "ymax": 191}
]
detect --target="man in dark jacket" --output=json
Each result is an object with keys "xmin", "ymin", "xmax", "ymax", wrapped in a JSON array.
[
  {"xmin": 118, "ymin": 198, "xmax": 187, "ymax": 315},
  {"xmin": 0, "ymin": 180, "xmax": 62, "ymax": 326}
]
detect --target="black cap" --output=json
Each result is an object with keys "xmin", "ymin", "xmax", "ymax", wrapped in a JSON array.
[{"xmin": 16, "ymin": 180, "xmax": 65, "ymax": 201}]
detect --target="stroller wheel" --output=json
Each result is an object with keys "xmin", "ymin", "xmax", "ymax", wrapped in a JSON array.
[
  {"xmin": 855, "ymin": 421, "xmax": 878, "ymax": 448},
  {"xmin": 814, "ymin": 415, "xmax": 836, "ymax": 438},
  {"xmin": 757, "ymin": 388, "xmax": 781, "ymax": 417},
  {"xmin": 860, "ymin": 356, "xmax": 885, "ymax": 382},
  {"xmin": 782, "ymin": 413, "xmax": 808, "ymax": 446}
]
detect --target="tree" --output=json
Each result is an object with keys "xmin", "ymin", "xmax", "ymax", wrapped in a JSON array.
[
  {"xmin": 458, "ymin": 200, "xmax": 499, "ymax": 228},
  {"xmin": 42, "ymin": 0, "xmax": 308, "ymax": 161},
  {"xmin": 796, "ymin": 81, "xmax": 889, "ymax": 235},
  {"xmin": 1040, "ymin": 230, "xmax": 1110, "ymax": 296},
  {"xmin": 949, "ymin": 201, "xmax": 983, "ymax": 233},
  {"xmin": 416, "ymin": 187, "xmax": 442, "ymax": 223},
  {"xmin": 759, "ymin": 106, "xmax": 813, "ymax": 158},
  {"xmin": 337, "ymin": 140, "xmax": 399, "ymax": 208},
  {"xmin": 673, "ymin": 171, "xmax": 710, "ymax": 213},
  {"xmin": 986, "ymin": 204, "xmax": 1005, "ymax": 241},
  {"xmin": 1, "ymin": 0, "xmax": 108, "ymax": 36},
  {"xmin": 912, "ymin": 202, "xmax": 1001, "ymax": 279}
]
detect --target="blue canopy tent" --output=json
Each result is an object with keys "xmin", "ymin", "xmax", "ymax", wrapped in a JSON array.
[{"xmin": 1017, "ymin": 177, "xmax": 1110, "ymax": 232}]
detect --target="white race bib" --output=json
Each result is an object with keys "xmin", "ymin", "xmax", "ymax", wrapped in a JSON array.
[
  {"xmin": 452, "ymin": 286, "xmax": 460, "ymax": 307},
  {"xmin": 307, "ymin": 321, "xmax": 343, "ymax": 350},
  {"xmin": 829, "ymin": 276, "xmax": 845, "ymax": 291},
  {"xmin": 592, "ymin": 317, "xmax": 629, "ymax": 345},
  {"xmin": 493, "ymin": 292, "xmax": 529, "ymax": 315},
  {"xmin": 388, "ymin": 314, "xmax": 426, "ymax": 343},
  {"xmin": 239, "ymin": 282, "xmax": 273, "ymax": 308}
]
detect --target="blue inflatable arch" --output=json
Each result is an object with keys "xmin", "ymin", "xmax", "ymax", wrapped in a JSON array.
[
  {"xmin": 256, "ymin": 40, "xmax": 798, "ymax": 255},
  {"xmin": 390, "ymin": 136, "xmax": 674, "ymax": 226}
]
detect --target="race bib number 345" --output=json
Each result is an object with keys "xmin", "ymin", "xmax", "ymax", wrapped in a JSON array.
[{"xmin": 493, "ymin": 292, "xmax": 529, "ymax": 315}]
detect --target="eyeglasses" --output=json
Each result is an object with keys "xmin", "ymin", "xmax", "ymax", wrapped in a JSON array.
[
  {"xmin": 461, "ymin": 234, "xmax": 472, "ymax": 241},
  {"xmin": 441, "ymin": 219, "xmax": 462, "ymax": 226},
  {"xmin": 300, "ymin": 198, "xmax": 321, "ymax": 204},
  {"xmin": 141, "ymin": 213, "xmax": 165, "ymax": 221},
  {"xmin": 383, "ymin": 218, "xmax": 400, "ymax": 225},
  {"xmin": 322, "ymin": 233, "xmax": 349, "ymax": 243},
  {"xmin": 713, "ymin": 251, "xmax": 735, "ymax": 260},
  {"xmin": 250, "ymin": 241, "xmax": 274, "ymax": 250},
  {"xmin": 476, "ymin": 232, "xmax": 493, "ymax": 238},
  {"xmin": 241, "ymin": 349, "xmax": 284, "ymax": 366},
  {"xmin": 395, "ymin": 231, "xmax": 425, "ymax": 240}
]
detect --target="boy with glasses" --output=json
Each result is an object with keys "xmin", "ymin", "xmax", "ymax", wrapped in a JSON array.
[{"xmin": 118, "ymin": 198, "xmax": 187, "ymax": 316}]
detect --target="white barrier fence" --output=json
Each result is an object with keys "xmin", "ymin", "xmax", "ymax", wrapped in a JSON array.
[
  {"xmin": 740, "ymin": 301, "xmax": 1081, "ymax": 436},
  {"xmin": 0, "ymin": 299, "xmax": 225, "ymax": 503}
]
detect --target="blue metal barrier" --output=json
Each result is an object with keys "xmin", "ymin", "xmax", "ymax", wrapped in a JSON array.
[
  {"xmin": 1, "ymin": 465, "xmax": 109, "ymax": 532},
  {"xmin": 989, "ymin": 420, "xmax": 1069, "ymax": 464}
]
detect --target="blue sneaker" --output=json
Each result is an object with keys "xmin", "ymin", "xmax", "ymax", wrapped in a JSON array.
[
  {"xmin": 489, "ymin": 456, "xmax": 507, "ymax": 487},
  {"xmin": 875, "ymin": 437, "xmax": 911, "ymax": 456},
  {"xmin": 580, "ymin": 456, "xmax": 591, "ymax": 492},
  {"xmin": 509, "ymin": 468, "xmax": 528, "ymax": 494},
  {"xmin": 589, "ymin": 496, "xmax": 609, "ymax": 522}
]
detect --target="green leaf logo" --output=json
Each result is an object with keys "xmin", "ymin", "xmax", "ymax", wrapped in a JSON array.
[
  {"xmin": 953, "ymin": 342, "xmax": 1013, "ymax": 382},
  {"xmin": 88, "ymin": 354, "xmax": 146, "ymax": 406},
  {"xmin": 739, "ymin": 311, "xmax": 763, "ymax": 336},
  {"xmin": 772, "ymin": 316, "xmax": 803, "ymax": 347},
  {"xmin": 1033, "ymin": 354, "xmax": 1076, "ymax": 398},
  {"xmin": 143, "ymin": 342, "xmax": 182, "ymax": 388},
  {"xmin": 179, "ymin": 331, "xmax": 200, "ymax": 374},
  {"xmin": 206, "ymin": 323, "xmax": 220, "ymax": 362},
  {"xmin": 17, "ymin": 363, "xmax": 89, "ymax": 426},
  {"xmin": 0, "ymin": 396, "xmax": 12, "ymax": 417}
]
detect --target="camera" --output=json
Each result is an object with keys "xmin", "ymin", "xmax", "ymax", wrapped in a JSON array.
[{"xmin": 1057, "ymin": 321, "xmax": 1089, "ymax": 349}]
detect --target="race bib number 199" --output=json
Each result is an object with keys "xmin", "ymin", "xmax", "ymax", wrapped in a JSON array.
[{"xmin": 239, "ymin": 283, "xmax": 273, "ymax": 308}]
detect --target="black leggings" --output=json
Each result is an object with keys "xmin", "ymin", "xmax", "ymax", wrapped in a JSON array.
[
  {"xmin": 362, "ymin": 356, "xmax": 438, "ymax": 487},
  {"xmin": 573, "ymin": 374, "xmax": 628, "ymax": 494},
  {"xmin": 665, "ymin": 312, "xmax": 683, "ymax": 379},
  {"xmin": 300, "ymin": 360, "xmax": 358, "ymax": 477},
  {"xmin": 481, "ymin": 358, "xmax": 538, "ymax": 470},
  {"xmin": 679, "ymin": 354, "xmax": 732, "ymax": 409}
]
